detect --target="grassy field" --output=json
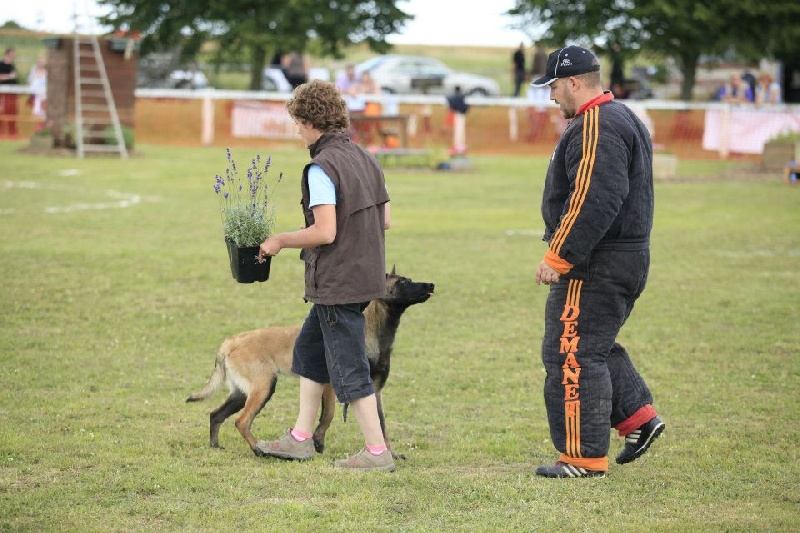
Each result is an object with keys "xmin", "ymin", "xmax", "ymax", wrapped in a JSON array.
[{"xmin": 0, "ymin": 141, "xmax": 798, "ymax": 531}]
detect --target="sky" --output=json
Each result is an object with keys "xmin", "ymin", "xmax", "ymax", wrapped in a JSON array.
[{"xmin": 5, "ymin": 0, "xmax": 532, "ymax": 48}]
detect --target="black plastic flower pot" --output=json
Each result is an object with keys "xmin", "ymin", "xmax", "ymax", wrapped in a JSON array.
[{"xmin": 225, "ymin": 239, "xmax": 271, "ymax": 283}]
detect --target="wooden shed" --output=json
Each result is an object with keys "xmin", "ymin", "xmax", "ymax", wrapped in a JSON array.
[{"xmin": 44, "ymin": 34, "xmax": 138, "ymax": 151}]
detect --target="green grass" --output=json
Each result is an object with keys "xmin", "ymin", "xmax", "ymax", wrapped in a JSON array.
[{"xmin": 1, "ymin": 141, "xmax": 798, "ymax": 531}]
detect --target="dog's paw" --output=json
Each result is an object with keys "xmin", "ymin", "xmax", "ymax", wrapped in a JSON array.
[{"xmin": 313, "ymin": 436, "xmax": 325, "ymax": 454}]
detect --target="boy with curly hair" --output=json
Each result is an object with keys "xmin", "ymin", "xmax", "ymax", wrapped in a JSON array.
[{"xmin": 256, "ymin": 80, "xmax": 394, "ymax": 471}]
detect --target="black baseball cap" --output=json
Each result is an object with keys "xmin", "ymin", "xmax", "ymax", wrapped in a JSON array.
[{"xmin": 531, "ymin": 46, "xmax": 600, "ymax": 87}]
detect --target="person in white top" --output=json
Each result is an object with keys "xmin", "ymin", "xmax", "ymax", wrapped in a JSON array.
[
  {"xmin": 754, "ymin": 72, "xmax": 781, "ymax": 105},
  {"xmin": 27, "ymin": 56, "xmax": 47, "ymax": 122},
  {"xmin": 335, "ymin": 64, "xmax": 357, "ymax": 93}
]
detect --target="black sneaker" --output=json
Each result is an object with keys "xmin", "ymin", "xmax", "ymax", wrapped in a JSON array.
[
  {"xmin": 535, "ymin": 461, "xmax": 606, "ymax": 478},
  {"xmin": 616, "ymin": 415, "xmax": 665, "ymax": 464}
]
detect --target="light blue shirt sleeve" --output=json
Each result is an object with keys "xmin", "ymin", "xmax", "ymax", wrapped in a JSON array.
[{"xmin": 308, "ymin": 164, "xmax": 337, "ymax": 207}]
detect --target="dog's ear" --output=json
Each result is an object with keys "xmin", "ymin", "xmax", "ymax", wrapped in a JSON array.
[{"xmin": 390, "ymin": 264, "xmax": 396, "ymax": 276}]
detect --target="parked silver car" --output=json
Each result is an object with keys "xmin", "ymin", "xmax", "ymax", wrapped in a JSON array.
[{"xmin": 356, "ymin": 55, "xmax": 500, "ymax": 96}]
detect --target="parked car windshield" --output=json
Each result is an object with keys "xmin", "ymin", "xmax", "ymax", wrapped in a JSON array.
[
  {"xmin": 357, "ymin": 56, "xmax": 390, "ymax": 74},
  {"xmin": 355, "ymin": 55, "xmax": 499, "ymax": 96}
]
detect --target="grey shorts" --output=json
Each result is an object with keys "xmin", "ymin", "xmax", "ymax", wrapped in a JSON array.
[{"xmin": 291, "ymin": 302, "xmax": 375, "ymax": 404}]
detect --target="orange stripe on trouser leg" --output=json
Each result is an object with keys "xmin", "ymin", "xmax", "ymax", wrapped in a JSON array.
[
  {"xmin": 557, "ymin": 454, "xmax": 609, "ymax": 472},
  {"xmin": 565, "ymin": 400, "xmax": 581, "ymax": 457},
  {"xmin": 561, "ymin": 280, "xmax": 583, "ymax": 459}
]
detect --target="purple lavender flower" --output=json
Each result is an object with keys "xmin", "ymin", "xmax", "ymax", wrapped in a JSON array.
[{"xmin": 215, "ymin": 148, "xmax": 280, "ymax": 246}]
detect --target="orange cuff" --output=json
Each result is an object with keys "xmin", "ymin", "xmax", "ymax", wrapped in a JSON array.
[
  {"xmin": 544, "ymin": 250, "xmax": 573, "ymax": 274},
  {"xmin": 558, "ymin": 454, "xmax": 609, "ymax": 473}
]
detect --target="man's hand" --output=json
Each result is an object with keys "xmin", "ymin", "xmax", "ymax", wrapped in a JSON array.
[{"xmin": 536, "ymin": 260, "xmax": 560, "ymax": 286}]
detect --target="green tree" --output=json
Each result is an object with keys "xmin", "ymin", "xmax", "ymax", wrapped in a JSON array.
[
  {"xmin": 507, "ymin": 0, "xmax": 800, "ymax": 101},
  {"xmin": 96, "ymin": 0, "xmax": 413, "ymax": 90}
]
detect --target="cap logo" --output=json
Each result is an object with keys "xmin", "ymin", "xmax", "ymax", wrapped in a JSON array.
[{"xmin": 560, "ymin": 58, "xmax": 572, "ymax": 67}]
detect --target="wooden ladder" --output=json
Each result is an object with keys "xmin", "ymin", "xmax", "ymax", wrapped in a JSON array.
[{"xmin": 73, "ymin": 34, "xmax": 128, "ymax": 158}]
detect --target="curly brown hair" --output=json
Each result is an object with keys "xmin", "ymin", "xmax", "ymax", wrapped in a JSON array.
[{"xmin": 285, "ymin": 80, "xmax": 350, "ymax": 132}]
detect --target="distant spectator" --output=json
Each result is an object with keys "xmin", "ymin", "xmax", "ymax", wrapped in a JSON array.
[
  {"xmin": 754, "ymin": 72, "xmax": 781, "ymax": 105},
  {"xmin": 512, "ymin": 42, "xmax": 526, "ymax": 97},
  {"xmin": 357, "ymin": 70, "xmax": 381, "ymax": 116},
  {"xmin": 335, "ymin": 63, "xmax": 357, "ymax": 94},
  {"xmin": 347, "ymin": 71, "xmax": 381, "ymax": 146},
  {"xmin": 270, "ymin": 50, "xmax": 284, "ymax": 68},
  {"xmin": 526, "ymin": 76, "xmax": 550, "ymax": 142},
  {"xmin": 718, "ymin": 74, "xmax": 753, "ymax": 103},
  {"xmin": 527, "ymin": 45, "xmax": 558, "ymax": 142},
  {"xmin": 344, "ymin": 75, "xmax": 367, "ymax": 116},
  {"xmin": 27, "ymin": 55, "xmax": 47, "ymax": 128},
  {"xmin": 283, "ymin": 51, "xmax": 309, "ymax": 89},
  {"xmin": 611, "ymin": 81, "xmax": 629, "ymax": 100},
  {"xmin": 741, "ymin": 69, "xmax": 757, "ymax": 97},
  {"xmin": 346, "ymin": 70, "xmax": 379, "ymax": 114},
  {"xmin": 609, "ymin": 44, "xmax": 625, "ymax": 89},
  {"xmin": 0, "ymin": 47, "xmax": 19, "ymax": 136},
  {"xmin": 530, "ymin": 43, "xmax": 548, "ymax": 82}
]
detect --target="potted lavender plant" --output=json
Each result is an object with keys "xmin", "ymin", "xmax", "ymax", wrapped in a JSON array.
[{"xmin": 213, "ymin": 148, "xmax": 282, "ymax": 283}]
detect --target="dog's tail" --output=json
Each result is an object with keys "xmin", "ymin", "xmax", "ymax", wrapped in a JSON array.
[{"xmin": 185, "ymin": 348, "xmax": 227, "ymax": 403}]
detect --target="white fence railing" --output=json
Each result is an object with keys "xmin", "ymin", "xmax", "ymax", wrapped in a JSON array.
[{"xmin": 3, "ymin": 85, "xmax": 800, "ymax": 159}]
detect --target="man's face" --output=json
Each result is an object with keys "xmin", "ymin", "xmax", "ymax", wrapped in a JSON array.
[{"xmin": 549, "ymin": 78, "xmax": 578, "ymax": 119}]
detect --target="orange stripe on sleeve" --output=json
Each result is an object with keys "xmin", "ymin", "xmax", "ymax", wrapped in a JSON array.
[{"xmin": 549, "ymin": 106, "xmax": 600, "ymax": 258}]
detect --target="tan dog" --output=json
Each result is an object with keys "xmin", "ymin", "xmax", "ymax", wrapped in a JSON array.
[{"xmin": 187, "ymin": 269, "xmax": 434, "ymax": 458}]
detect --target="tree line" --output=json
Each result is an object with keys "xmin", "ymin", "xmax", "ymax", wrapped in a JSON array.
[{"xmin": 96, "ymin": 0, "xmax": 800, "ymax": 99}]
